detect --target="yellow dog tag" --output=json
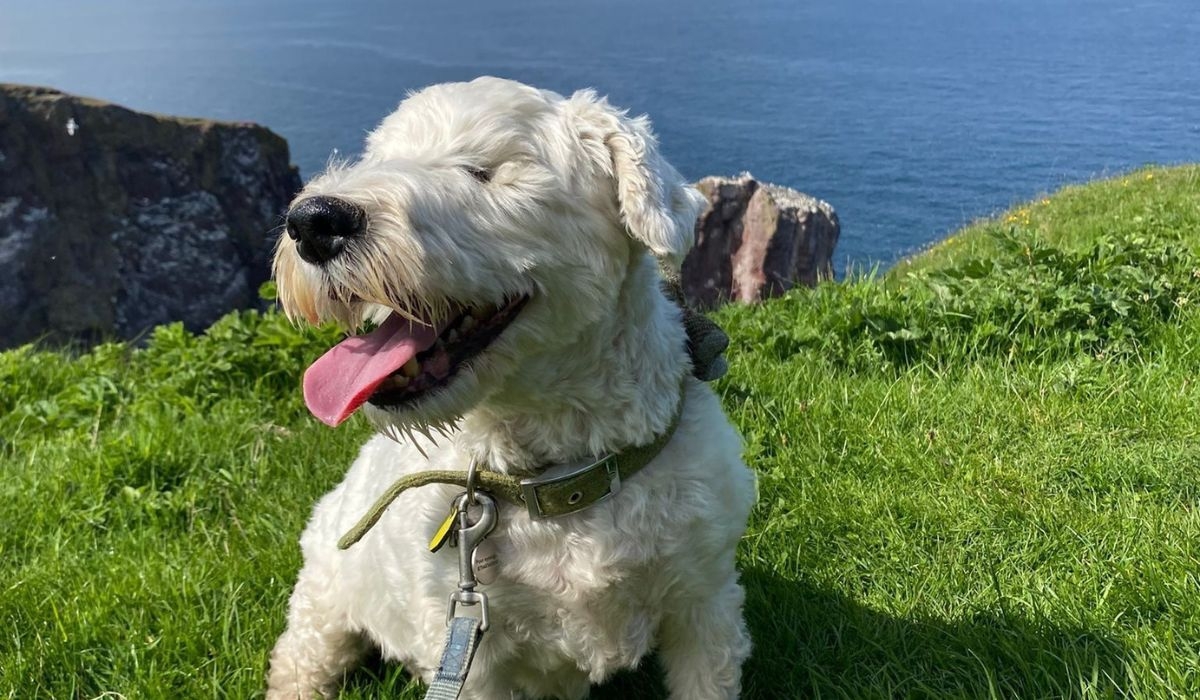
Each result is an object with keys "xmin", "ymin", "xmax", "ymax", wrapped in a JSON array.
[{"xmin": 428, "ymin": 502, "xmax": 460, "ymax": 553}]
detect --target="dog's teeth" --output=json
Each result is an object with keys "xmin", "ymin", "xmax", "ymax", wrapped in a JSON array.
[
  {"xmin": 446, "ymin": 329, "xmax": 459, "ymax": 343},
  {"xmin": 378, "ymin": 374, "xmax": 408, "ymax": 391},
  {"xmin": 400, "ymin": 358, "xmax": 420, "ymax": 378},
  {"xmin": 459, "ymin": 315, "xmax": 476, "ymax": 332}
]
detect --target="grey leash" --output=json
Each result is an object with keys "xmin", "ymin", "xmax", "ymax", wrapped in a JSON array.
[{"xmin": 424, "ymin": 616, "xmax": 484, "ymax": 700}]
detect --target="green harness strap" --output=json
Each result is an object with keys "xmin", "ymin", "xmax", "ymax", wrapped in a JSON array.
[{"xmin": 337, "ymin": 381, "xmax": 687, "ymax": 550}]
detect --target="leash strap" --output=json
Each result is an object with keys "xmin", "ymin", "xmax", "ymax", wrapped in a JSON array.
[{"xmin": 423, "ymin": 616, "xmax": 484, "ymax": 700}]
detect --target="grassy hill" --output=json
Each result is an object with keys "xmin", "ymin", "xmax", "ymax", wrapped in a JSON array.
[{"xmin": 3, "ymin": 165, "xmax": 1200, "ymax": 698}]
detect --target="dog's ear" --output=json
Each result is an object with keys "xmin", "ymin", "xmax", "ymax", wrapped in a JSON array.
[{"xmin": 568, "ymin": 90, "xmax": 706, "ymax": 265}]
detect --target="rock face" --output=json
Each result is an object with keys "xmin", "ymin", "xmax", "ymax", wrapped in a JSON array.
[
  {"xmin": 682, "ymin": 173, "xmax": 839, "ymax": 308},
  {"xmin": 0, "ymin": 84, "xmax": 300, "ymax": 349}
]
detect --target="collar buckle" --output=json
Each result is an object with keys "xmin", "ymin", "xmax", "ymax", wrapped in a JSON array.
[{"xmin": 520, "ymin": 453, "xmax": 621, "ymax": 520}]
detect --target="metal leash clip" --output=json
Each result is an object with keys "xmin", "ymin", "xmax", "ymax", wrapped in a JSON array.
[
  {"xmin": 446, "ymin": 490, "xmax": 497, "ymax": 631},
  {"xmin": 424, "ymin": 462, "xmax": 500, "ymax": 700}
]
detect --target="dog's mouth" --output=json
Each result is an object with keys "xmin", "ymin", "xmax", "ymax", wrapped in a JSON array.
[{"xmin": 302, "ymin": 295, "xmax": 529, "ymax": 426}]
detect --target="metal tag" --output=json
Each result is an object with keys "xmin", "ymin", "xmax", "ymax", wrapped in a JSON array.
[{"xmin": 471, "ymin": 539, "xmax": 501, "ymax": 585}]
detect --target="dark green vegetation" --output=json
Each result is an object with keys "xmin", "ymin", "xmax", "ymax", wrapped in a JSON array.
[{"xmin": 3, "ymin": 166, "xmax": 1199, "ymax": 698}]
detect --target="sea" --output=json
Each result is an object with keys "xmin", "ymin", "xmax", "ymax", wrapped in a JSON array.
[{"xmin": 1, "ymin": 0, "xmax": 1198, "ymax": 271}]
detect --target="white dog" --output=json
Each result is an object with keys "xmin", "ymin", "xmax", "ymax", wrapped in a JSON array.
[{"xmin": 267, "ymin": 77, "xmax": 755, "ymax": 700}]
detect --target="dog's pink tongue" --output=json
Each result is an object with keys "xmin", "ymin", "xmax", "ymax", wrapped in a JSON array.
[{"xmin": 303, "ymin": 313, "xmax": 441, "ymax": 427}]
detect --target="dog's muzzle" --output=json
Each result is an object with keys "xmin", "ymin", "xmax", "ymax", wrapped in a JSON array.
[{"xmin": 286, "ymin": 196, "xmax": 367, "ymax": 265}]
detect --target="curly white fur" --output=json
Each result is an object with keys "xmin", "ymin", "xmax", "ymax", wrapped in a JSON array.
[{"xmin": 268, "ymin": 77, "xmax": 756, "ymax": 700}]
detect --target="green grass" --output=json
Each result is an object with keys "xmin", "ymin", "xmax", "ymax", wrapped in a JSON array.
[
  {"xmin": 891, "ymin": 164, "xmax": 1200, "ymax": 277},
  {"xmin": 4, "ymin": 165, "xmax": 1200, "ymax": 698}
]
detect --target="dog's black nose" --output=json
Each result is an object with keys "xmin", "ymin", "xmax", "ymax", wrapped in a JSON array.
[{"xmin": 286, "ymin": 196, "xmax": 366, "ymax": 265}]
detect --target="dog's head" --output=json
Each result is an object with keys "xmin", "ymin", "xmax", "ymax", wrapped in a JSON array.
[{"xmin": 274, "ymin": 77, "xmax": 704, "ymax": 432}]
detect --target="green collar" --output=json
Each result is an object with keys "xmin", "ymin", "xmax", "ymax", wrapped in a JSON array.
[{"xmin": 338, "ymin": 381, "xmax": 687, "ymax": 550}]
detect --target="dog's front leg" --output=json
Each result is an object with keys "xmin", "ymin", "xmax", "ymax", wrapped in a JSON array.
[
  {"xmin": 658, "ymin": 577, "xmax": 752, "ymax": 700},
  {"xmin": 266, "ymin": 562, "xmax": 369, "ymax": 699}
]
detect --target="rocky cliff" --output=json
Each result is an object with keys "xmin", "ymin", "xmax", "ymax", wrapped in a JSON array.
[
  {"xmin": 0, "ymin": 84, "xmax": 300, "ymax": 349},
  {"xmin": 0, "ymin": 85, "xmax": 835, "ymax": 347},
  {"xmin": 682, "ymin": 174, "xmax": 839, "ymax": 308}
]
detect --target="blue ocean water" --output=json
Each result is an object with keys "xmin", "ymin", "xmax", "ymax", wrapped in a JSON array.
[{"xmin": 2, "ymin": 0, "xmax": 1198, "ymax": 270}]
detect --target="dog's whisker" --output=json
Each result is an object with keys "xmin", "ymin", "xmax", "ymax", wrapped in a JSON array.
[
  {"xmin": 392, "ymin": 303, "xmax": 421, "ymax": 325},
  {"xmin": 408, "ymin": 430, "xmax": 429, "ymax": 460}
]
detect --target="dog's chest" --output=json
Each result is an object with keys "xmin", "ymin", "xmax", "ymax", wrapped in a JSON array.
[
  {"xmin": 435, "ymin": 507, "xmax": 669, "ymax": 673},
  {"xmin": 486, "ymin": 529, "xmax": 666, "ymax": 676}
]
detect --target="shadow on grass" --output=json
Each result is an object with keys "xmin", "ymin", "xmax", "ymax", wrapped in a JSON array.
[
  {"xmin": 341, "ymin": 565, "xmax": 1130, "ymax": 699},
  {"xmin": 738, "ymin": 566, "xmax": 1130, "ymax": 699}
]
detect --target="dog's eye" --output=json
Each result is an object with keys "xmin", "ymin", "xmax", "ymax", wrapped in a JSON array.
[{"xmin": 463, "ymin": 166, "xmax": 492, "ymax": 184}]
